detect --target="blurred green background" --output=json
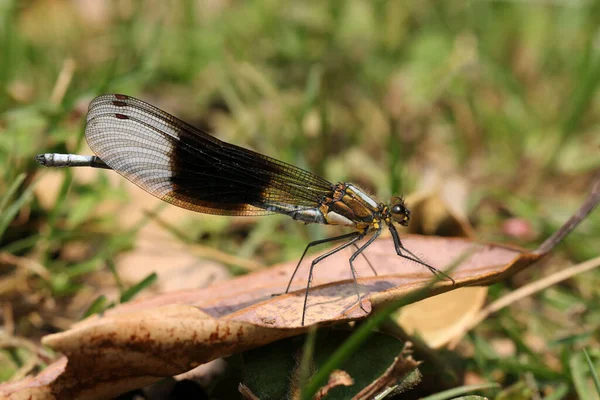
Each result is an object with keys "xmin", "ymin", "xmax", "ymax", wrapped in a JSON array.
[{"xmin": 1, "ymin": 0, "xmax": 600, "ymax": 398}]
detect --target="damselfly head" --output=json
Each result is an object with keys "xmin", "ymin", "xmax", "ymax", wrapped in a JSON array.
[{"xmin": 390, "ymin": 197, "xmax": 410, "ymax": 226}]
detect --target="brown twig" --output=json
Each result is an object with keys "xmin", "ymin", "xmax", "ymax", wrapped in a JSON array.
[
  {"xmin": 535, "ymin": 175, "xmax": 600, "ymax": 255},
  {"xmin": 448, "ymin": 255, "xmax": 600, "ymax": 348},
  {"xmin": 0, "ymin": 252, "xmax": 51, "ymax": 280}
]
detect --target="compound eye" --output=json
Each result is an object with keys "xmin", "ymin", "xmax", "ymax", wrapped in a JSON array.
[{"xmin": 390, "ymin": 199, "xmax": 410, "ymax": 226}]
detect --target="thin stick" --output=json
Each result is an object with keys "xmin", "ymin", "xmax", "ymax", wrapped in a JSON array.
[
  {"xmin": 448, "ymin": 255, "xmax": 600, "ymax": 348},
  {"xmin": 535, "ymin": 175, "xmax": 600, "ymax": 255}
]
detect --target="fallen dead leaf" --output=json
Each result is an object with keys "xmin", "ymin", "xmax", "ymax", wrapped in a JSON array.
[
  {"xmin": 352, "ymin": 343, "xmax": 420, "ymax": 400},
  {"xmin": 0, "ymin": 235, "xmax": 538, "ymax": 400},
  {"xmin": 315, "ymin": 370, "xmax": 354, "ymax": 400},
  {"xmin": 68, "ymin": 234, "xmax": 526, "ymax": 329},
  {"xmin": 238, "ymin": 383, "xmax": 260, "ymax": 400}
]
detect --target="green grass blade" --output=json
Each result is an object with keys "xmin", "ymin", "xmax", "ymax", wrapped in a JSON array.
[
  {"xmin": 81, "ymin": 295, "xmax": 109, "ymax": 319},
  {"xmin": 420, "ymin": 383, "xmax": 500, "ymax": 400},
  {"xmin": 0, "ymin": 174, "xmax": 36, "ymax": 241},
  {"xmin": 107, "ymin": 259, "xmax": 124, "ymax": 292},
  {"xmin": 583, "ymin": 348, "xmax": 600, "ymax": 396},
  {"xmin": 298, "ymin": 327, "xmax": 317, "ymax": 398},
  {"xmin": 570, "ymin": 352, "xmax": 593, "ymax": 400},
  {"xmin": 0, "ymin": 173, "xmax": 26, "ymax": 213},
  {"xmin": 119, "ymin": 272, "xmax": 157, "ymax": 303}
]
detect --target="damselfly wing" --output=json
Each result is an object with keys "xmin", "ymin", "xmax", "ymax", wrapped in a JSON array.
[{"xmin": 36, "ymin": 94, "xmax": 454, "ymax": 325}]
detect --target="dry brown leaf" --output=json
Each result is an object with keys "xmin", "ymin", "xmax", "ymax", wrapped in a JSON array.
[
  {"xmin": 238, "ymin": 383, "xmax": 260, "ymax": 400},
  {"xmin": 2, "ymin": 306, "xmax": 304, "ymax": 399},
  {"xmin": 0, "ymin": 356, "xmax": 67, "ymax": 400},
  {"xmin": 353, "ymin": 343, "xmax": 420, "ymax": 400},
  {"xmin": 69, "ymin": 234, "xmax": 526, "ymax": 329},
  {"xmin": 3, "ymin": 177, "xmax": 598, "ymax": 399},
  {"xmin": 0, "ymin": 235, "xmax": 534, "ymax": 399},
  {"xmin": 315, "ymin": 370, "xmax": 354, "ymax": 400}
]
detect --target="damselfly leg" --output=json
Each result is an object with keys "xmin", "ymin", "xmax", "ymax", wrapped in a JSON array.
[
  {"xmin": 388, "ymin": 223, "xmax": 456, "ymax": 284},
  {"xmin": 284, "ymin": 232, "xmax": 361, "ymax": 294},
  {"xmin": 300, "ymin": 234, "xmax": 364, "ymax": 326}
]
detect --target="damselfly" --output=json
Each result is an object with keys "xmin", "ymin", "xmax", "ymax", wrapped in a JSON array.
[{"xmin": 36, "ymin": 94, "xmax": 454, "ymax": 325}]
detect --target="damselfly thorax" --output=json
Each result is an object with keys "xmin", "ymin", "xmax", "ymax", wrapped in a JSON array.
[{"xmin": 274, "ymin": 182, "xmax": 384, "ymax": 229}]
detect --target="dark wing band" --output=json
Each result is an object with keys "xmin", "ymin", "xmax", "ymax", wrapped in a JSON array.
[{"xmin": 85, "ymin": 94, "xmax": 334, "ymax": 216}]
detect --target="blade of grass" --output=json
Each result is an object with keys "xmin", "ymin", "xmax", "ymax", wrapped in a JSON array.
[
  {"xmin": 420, "ymin": 382, "xmax": 500, "ymax": 400},
  {"xmin": 107, "ymin": 259, "xmax": 124, "ymax": 292},
  {"xmin": 0, "ymin": 173, "xmax": 25, "ymax": 213},
  {"xmin": 0, "ymin": 0, "xmax": 17, "ymax": 97},
  {"xmin": 81, "ymin": 295, "xmax": 110, "ymax": 319},
  {"xmin": 583, "ymin": 348, "xmax": 600, "ymax": 396},
  {"xmin": 297, "ymin": 327, "xmax": 317, "ymax": 396},
  {"xmin": 560, "ymin": 20, "xmax": 600, "ymax": 139},
  {"xmin": 0, "ymin": 233, "xmax": 43, "ymax": 254},
  {"xmin": 570, "ymin": 352, "xmax": 593, "ymax": 400},
  {"xmin": 495, "ymin": 358, "xmax": 563, "ymax": 381},
  {"xmin": 0, "ymin": 175, "xmax": 37, "ymax": 241},
  {"xmin": 547, "ymin": 3, "xmax": 600, "ymax": 168},
  {"xmin": 119, "ymin": 272, "xmax": 157, "ymax": 303},
  {"xmin": 302, "ymin": 64, "xmax": 323, "ymax": 114}
]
